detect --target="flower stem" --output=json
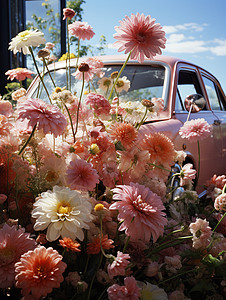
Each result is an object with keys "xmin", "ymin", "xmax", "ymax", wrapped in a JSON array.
[
  {"xmin": 197, "ymin": 140, "xmax": 200, "ymax": 183},
  {"xmin": 43, "ymin": 58, "xmax": 56, "ymax": 88},
  {"xmin": 67, "ymin": 18, "xmax": 72, "ymax": 91},
  {"xmin": 29, "ymin": 47, "xmax": 52, "ymax": 104},
  {"xmin": 74, "ymin": 72, "xmax": 85, "ymax": 136},
  {"xmin": 76, "ymin": 39, "xmax": 80, "ymax": 68},
  {"xmin": 108, "ymin": 51, "xmax": 131, "ymax": 101},
  {"xmin": 61, "ymin": 99, "xmax": 76, "ymax": 143},
  {"xmin": 18, "ymin": 124, "xmax": 37, "ymax": 156}
]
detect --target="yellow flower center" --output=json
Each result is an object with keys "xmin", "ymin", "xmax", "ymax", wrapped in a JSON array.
[
  {"xmin": 116, "ymin": 79, "xmax": 124, "ymax": 88},
  {"xmin": 18, "ymin": 30, "xmax": 30, "ymax": 40},
  {"xmin": 0, "ymin": 248, "xmax": 15, "ymax": 266},
  {"xmin": 54, "ymin": 87, "xmax": 62, "ymax": 93},
  {"xmin": 89, "ymin": 143, "xmax": 100, "ymax": 155},
  {"xmin": 94, "ymin": 203, "xmax": 104, "ymax": 212},
  {"xmin": 58, "ymin": 204, "xmax": 72, "ymax": 215}
]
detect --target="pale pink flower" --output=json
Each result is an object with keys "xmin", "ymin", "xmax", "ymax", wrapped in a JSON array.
[
  {"xmin": 214, "ymin": 193, "xmax": 226, "ymax": 211},
  {"xmin": 66, "ymin": 158, "xmax": 99, "ymax": 191},
  {"xmin": 68, "ymin": 20, "xmax": 95, "ymax": 40},
  {"xmin": 101, "ymin": 161, "xmax": 119, "ymax": 188},
  {"xmin": 169, "ymin": 290, "xmax": 185, "ymax": 300},
  {"xmin": 85, "ymin": 92, "xmax": 111, "ymax": 116},
  {"xmin": 45, "ymin": 42, "xmax": 55, "ymax": 50},
  {"xmin": 108, "ymin": 251, "xmax": 130, "ymax": 278},
  {"xmin": 107, "ymin": 276, "xmax": 141, "ymax": 300},
  {"xmin": 180, "ymin": 163, "xmax": 196, "ymax": 186},
  {"xmin": 0, "ymin": 115, "xmax": 12, "ymax": 136},
  {"xmin": 189, "ymin": 218, "xmax": 212, "ymax": 250},
  {"xmin": 110, "ymin": 183, "xmax": 167, "ymax": 242},
  {"xmin": 144, "ymin": 261, "xmax": 159, "ymax": 277},
  {"xmin": 63, "ymin": 8, "xmax": 76, "ymax": 20},
  {"xmin": 5, "ymin": 67, "xmax": 34, "ymax": 81},
  {"xmin": 209, "ymin": 233, "xmax": 226, "ymax": 257},
  {"xmin": 179, "ymin": 118, "xmax": 212, "ymax": 143},
  {"xmin": 15, "ymin": 246, "xmax": 67, "ymax": 299},
  {"xmin": 164, "ymin": 255, "xmax": 182, "ymax": 273},
  {"xmin": 0, "ymin": 100, "xmax": 13, "ymax": 117},
  {"xmin": 0, "ymin": 224, "xmax": 36, "ymax": 289},
  {"xmin": 113, "ymin": 13, "xmax": 166, "ymax": 63},
  {"xmin": 72, "ymin": 58, "xmax": 103, "ymax": 82},
  {"xmin": 11, "ymin": 87, "xmax": 27, "ymax": 101},
  {"xmin": 16, "ymin": 98, "xmax": 67, "ymax": 136}
]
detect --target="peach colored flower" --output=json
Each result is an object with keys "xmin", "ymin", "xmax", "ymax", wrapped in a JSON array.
[
  {"xmin": 141, "ymin": 132, "xmax": 175, "ymax": 167},
  {"xmin": 11, "ymin": 87, "xmax": 27, "ymax": 101},
  {"xmin": 15, "ymin": 246, "xmax": 67, "ymax": 299},
  {"xmin": 17, "ymin": 98, "xmax": 67, "ymax": 136},
  {"xmin": 214, "ymin": 193, "xmax": 226, "ymax": 211},
  {"xmin": 87, "ymin": 234, "xmax": 114, "ymax": 254},
  {"xmin": 189, "ymin": 218, "xmax": 212, "ymax": 250},
  {"xmin": 36, "ymin": 233, "xmax": 48, "ymax": 245},
  {"xmin": 63, "ymin": 8, "xmax": 76, "ymax": 20},
  {"xmin": 59, "ymin": 237, "xmax": 81, "ymax": 252},
  {"xmin": 110, "ymin": 183, "xmax": 167, "ymax": 242},
  {"xmin": 45, "ymin": 42, "xmax": 55, "ymax": 50},
  {"xmin": 113, "ymin": 13, "xmax": 166, "ymax": 63},
  {"xmin": 5, "ymin": 67, "xmax": 34, "ymax": 81},
  {"xmin": 110, "ymin": 121, "xmax": 138, "ymax": 149},
  {"xmin": 66, "ymin": 158, "xmax": 99, "ymax": 192},
  {"xmin": 107, "ymin": 276, "xmax": 141, "ymax": 300},
  {"xmin": 68, "ymin": 20, "xmax": 95, "ymax": 40},
  {"xmin": 0, "ymin": 224, "xmax": 36, "ymax": 289},
  {"xmin": 108, "ymin": 251, "xmax": 130, "ymax": 278},
  {"xmin": 206, "ymin": 174, "xmax": 226, "ymax": 190},
  {"xmin": 85, "ymin": 92, "xmax": 111, "ymax": 116},
  {"xmin": 0, "ymin": 100, "xmax": 14, "ymax": 117},
  {"xmin": 179, "ymin": 118, "xmax": 212, "ymax": 143},
  {"xmin": 180, "ymin": 163, "xmax": 196, "ymax": 186}
]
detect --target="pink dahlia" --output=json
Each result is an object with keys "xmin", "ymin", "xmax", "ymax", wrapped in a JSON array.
[
  {"xmin": 63, "ymin": 8, "xmax": 76, "ymax": 20},
  {"xmin": 0, "ymin": 100, "xmax": 14, "ymax": 117},
  {"xmin": 66, "ymin": 158, "xmax": 99, "ymax": 191},
  {"xmin": 16, "ymin": 98, "xmax": 67, "ymax": 136},
  {"xmin": 113, "ymin": 13, "xmax": 166, "ymax": 63},
  {"xmin": 85, "ymin": 92, "xmax": 111, "ymax": 116},
  {"xmin": 68, "ymin": 20, "xmax": 95, "ymax": 40},
  {"xmin": 15, "ymin": 246, "xmax": 67, "ymax": 299},
  {"xmin": 5, "ymin": 67, "xmax": 34, "ymax": 81},
  {"xmin": 0, "ymin": 224, "xmax": 36, "ymax": 289},
  {"xmin": 107, "ymin": 276, "xmax": 141, "ymax": 300},
  {"xmin": 214, "ymin": 193, "xmax": 226, "ymax": 212},
  {"xmin": 108, "ymin": 251, "xmax": 130, "ymax": 278},
  {"xmin": 179, "ymin": 118, "xmax": 212, "ymax": 143},
  {"xmin": 110, "ymin": 183, "xmax": 167, "ymax": 242}
]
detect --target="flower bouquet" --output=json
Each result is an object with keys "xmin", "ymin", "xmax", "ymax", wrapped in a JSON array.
[{"xmin": 0, "ymin": 7, "xmax": 225, "ymax": 300}]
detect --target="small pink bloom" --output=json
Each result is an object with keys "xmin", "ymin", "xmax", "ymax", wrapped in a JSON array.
[
  {"xmin": 16, "ymin": 98, "xmax": 67, "ymax": 136},
  {"xmin": 68, "ymin": 20, "xmax": 95, "ymax": 40},
  {"xmin": 5, "ymin": 68, "xmax": 34, "ymax": 81},
  {"xmin": 110, "ymin": 183, "xmax": 167, "ymax": 243},
  {"xmin": 113, "ymin": 13, "xmax": 166, "ymax": 63},
  {"xmin": 15, "ymin": 246, "xmax": 67, "ymax": 299},
  {"xmin": 72, "ymin": 58, "xmax": 102, "ymax": 82},
  {"xmin": 0, "ymin": 224, "xmax": 36, "ymax": 289},
  {"xmin": 85, "ymin": 92, "xmax": 111, "ymax": 116},
  {"xmin": 45, "ymin": 42, "xmax": 55, "ymax": 50},
  {"xmin": 0, "ymin": 100, "xmax": 14, "ymax": 117},
  {"xmin": 63, "ymin": 8, "xmax": 76, "ymax": 20},
  {"xmin": 0, "ymin": 194, "xmax": 7, "ymax": 204},
  {"xmin": 66, "ymin": 158, "xmax": 99, "ymax": 191},
  {"xmin": 0, "ymin": 115, "xmax": 12, "ymax": 136},
  {"xmin": 108, "ymin": 251, "xmax": 130, "ymax": 278},
  {"xmin": 179, "ymin": 118, "xmax": 212, "ymax": 143},
  {"xmin": 214, "ymin": 193, "xmax": 226, "ymax": 211},
  {"xmin": 189, "ymin": 218, "xmax": 212, "ymax": 250},
  {"xmin": 107, "ymin": 276, "xmax": 141, "ymax": 300},
  {"xmin": 180, "ymin": 163, "xmax": 196, "ymax": 186}
]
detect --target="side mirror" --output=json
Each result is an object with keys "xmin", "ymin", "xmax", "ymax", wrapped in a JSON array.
[{"xmin": 184, "ymin": 94, "xmax": 206, "ymax": 113}]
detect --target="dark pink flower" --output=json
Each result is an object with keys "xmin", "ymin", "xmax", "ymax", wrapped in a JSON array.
[
  {"xmin": 110, "ymin": 183, "xmax": 167, "ymax": 243},
  {"xmin": 5, "ymin": 68, "xmax": 34, "ymax": 81},
  {"xmin": 179, "ymin": 118, "xmax": 212, "ymax": 143},
  {"xmin": 0, "ymin": 100, "xmax": 14, "ymax": 117},
  {"xmin": 113, "ymin": 13, "xmax": 166, "ymax": 63},
  {"xmin": 15, "ymin": 246, "xmax": 67, "ymax": 299},
  {"xmin": 16, "ymin": 98, "xmax": 67, "ymax": 136},
  {"xmin": 68, "ymin": 20, "xmax": 95, "ymax": 40},
  {"xmin": 63, "ymin": 8, "xmax": 76, "ymax": 20},
  {"xmin": 108, "ymin": 251, "xmax": 130, "ymax": 278},
  {"xmin": 107, "ymin": 276, "xmax": 141, "ymax": 300},
  {"xmin": 85, "ymin": 92, "xmax": 111, "ymax": 116}
]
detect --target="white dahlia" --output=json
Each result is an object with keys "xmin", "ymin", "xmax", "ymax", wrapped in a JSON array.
[
  {"xmin": 32, "ymin": 186, "xmax": 93, "ymax": 241},
  {"xmin": 9, "ymin": 29, "xmax": 46, "ymax": 55}
]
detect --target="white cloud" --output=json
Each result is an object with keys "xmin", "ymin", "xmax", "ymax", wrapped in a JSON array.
[
  {"xmin": 163, "ymin": 23, "xmax": 207, "ymax": 34},
  {"xmin": 209, "ymin": 39, "xmax": 226, "ymax": 56}
]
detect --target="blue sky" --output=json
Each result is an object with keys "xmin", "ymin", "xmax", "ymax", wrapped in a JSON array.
[{"xmin": 81, "ymin": 0, "xmax": 226, "ymax": 92}]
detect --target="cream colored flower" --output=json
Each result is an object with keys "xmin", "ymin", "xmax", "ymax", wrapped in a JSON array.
[
  {"xmin": 139, "ymin": 282, "xmax": 168, "ymax": 300},
  {"xmin": 115, "ymin": 76, "xmax": 130, "ymax": 93},
  {"xmin": 98, "ymin": 77, "xmax": 113, "ymax": 92},
  {"xmin": 32, "ymin": 186, "xmax": 93, "ymax": 241},
  {"xmin": 9, "ymin": 29, "xmax": 46, "ymax": 55}
]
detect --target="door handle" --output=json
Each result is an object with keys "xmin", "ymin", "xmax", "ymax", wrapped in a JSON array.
[{"xmin": 213, "ymin": 119, "xmax": 221, "ymax": 125}]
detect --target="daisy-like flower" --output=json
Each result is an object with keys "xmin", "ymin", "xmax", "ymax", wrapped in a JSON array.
[
  {"xmin": 0, "ymin": 224, "xmax": 36, "ymax": 289},
  {"xmin": 32, "ymin": 185, "xmax": 93, "ymax": 241},
  {"xmin": 68, "ymin": 20, "xmax": 95, "ymax": 40},
  {"xmin": 107, "ymin": 276, "xmax": 141, "ymax": 300},
  {"xmin": 98, "ymin": 77, "xmax": 113, "ymax": 92},
  {"xmin": 5, "ymin": 67, "xmax": 34, "ymax": 81},
  {"xmin": 85, "ymin": 92, "xmax": 111, "ymax": 116},
  {"xmin": 180, "ymin": 163, "xmax": 196, "ymax": 186},
  {"xmin": 189, "ymin": 218, "xmax": 212, "ymax": 250},
  {"xmin": 9, "ymin": 29, "xmax": 46, "ymax": 55},
  {"xmin": 179, "ymin": 118, "xmax": 212, "ymax": 143},
  {"xmin": 139, "ymin": 282, "xmax": 168, "ymax": 300},
  {"xmin": 66, "ymin": 158, "xmax": 99, "ymax": 192},
  {"xmin": 109, "ymin": 121, "xmax": 138, "ymax": 149},
  {"xmin": 214, "ymin": 193, "xmax": 226, "ymax": 212},
  {"xmin": 15, "ymin": 246, "xmax": 67, "ymax": 300},
  {"xmin": 108, "ymin": 251, "xmax": 130, "ymax": 278},
  {"xmin": 115, "ymin": 76, "xmax": 130, "ymax": 93},
  {"xmin": 110, "ymin": 182, "xmax": 167, "ymax": 242},
  {"xmin": 63, "ymin": 7, "xmax": 76, "ymax": 20},
  {"xmin": 59, "ymin": 237, "xmax": 81, "ymax": 252},
  {"xmin": 113, "ymin": 13, "xmax": 166, "ymax": 63},
  {"xmin": 87, "ymin": 234, "xmax": 114, "ymax": 254},
  {"xmin": 16, "ymin": 98, "xmax": 67, "ymax": 136}
]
